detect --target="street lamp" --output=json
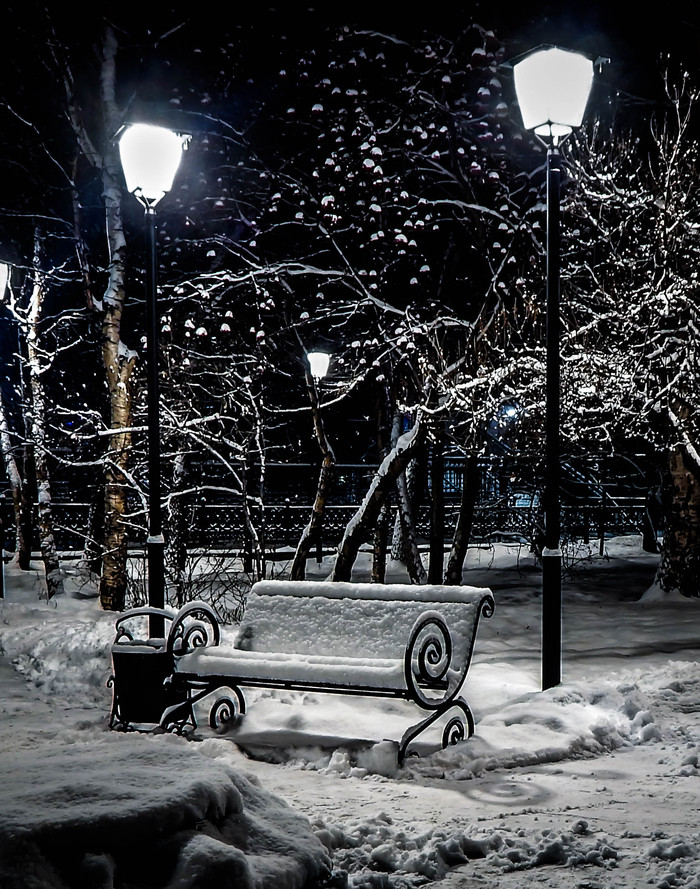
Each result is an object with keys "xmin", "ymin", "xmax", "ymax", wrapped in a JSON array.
[
  {"xmin": 118, "ymin": 123, "xmax": 188, "ymax": 635},
  {"xmin": 306, "ymin": 350, "xmax": 331, "ymax": 382},
  {"xmin": 512, "ymin": 46, "xmax": 597, "ymax": 690},
  {"xmin": 305, "ymin": 351, "xmax": 332, "ymax": 566}
]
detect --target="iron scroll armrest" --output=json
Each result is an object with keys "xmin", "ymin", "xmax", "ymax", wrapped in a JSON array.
[
  {"xmin": 166, "ymin": 601, "xmax": 221, "ymax": 657},
  {"xmin": 403, "ymin": 594, "xmax": 495, "ymax": 709},
  {"xmin": 403, "ymin": 610, "xmax": 456, "ymax": 708},
  {"xmin": 114, "ymin": 607, "xmax": 176, "ymax": 644}
]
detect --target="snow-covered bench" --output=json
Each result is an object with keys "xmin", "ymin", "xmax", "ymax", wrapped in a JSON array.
[{"xmin": 110, "ymin": 581, "xmax": 494, "ymax": 764}]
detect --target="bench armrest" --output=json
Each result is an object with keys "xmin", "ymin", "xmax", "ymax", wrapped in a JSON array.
[
  {"xmin": 404, "ymin": 593, "xmax": 494, "ymax": 708},
  {"xmin": 114, "ymin": 607, "xmax": 176, "ymax": 645},
  {"xmin": 167, "ymin": 601, "xmax": 221, "ymax": 657}
]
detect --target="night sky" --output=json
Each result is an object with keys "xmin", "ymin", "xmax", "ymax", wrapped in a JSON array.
[{"xmin": 4, "ymin": 2, "xmax": 699, "ymax": 110}]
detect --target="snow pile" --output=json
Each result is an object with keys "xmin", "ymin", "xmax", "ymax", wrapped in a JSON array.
[
  {"xmin": 0, "ymin": 733, "xmax": 331, "ymax": 889},
  {"xmin": 260, "ymin": 675, "xmax": 656, "ymax": 783},
  {"xmin": 312, "ymin": 810, "xmax": 623, "ymax": 884},
  {"xmin": 0, "ymin": 597, "xmax": 115, "ymax": 702}
]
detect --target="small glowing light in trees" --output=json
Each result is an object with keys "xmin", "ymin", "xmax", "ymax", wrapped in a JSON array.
[{"xmin": 307, "ymin": 351, "xmax": 331, "ymax": 380}]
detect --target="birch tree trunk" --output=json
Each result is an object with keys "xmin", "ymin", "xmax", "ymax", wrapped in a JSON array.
[
  {"xmin": 1, "ymin": 282, "xmax": 33, "ymax": 570},
  {"xmin": 55, "ymin": 23, "xmax": 136, "ymax": 610},
  {"xmin": 26, "ymin": 240, "xmax": 64, "ymax": 598},
  {"xmin": 97, "ymin": 29, "xmax": 137, "ymax": 612},
  {"xmin": 0, "ymin": 392, "xmax": 30, "ymax": 567}
]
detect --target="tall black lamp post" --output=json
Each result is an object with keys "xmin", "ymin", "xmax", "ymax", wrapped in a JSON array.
[
  {"xmin": 306, "ymin": 351, "xmax": 332, "ymax": 565},
  {"xmin": 512, "ymin": 46, "xmax": 597, "ymax": 689},
  {"xmin": 118, "ymin": 123, "xmax": 188, "ymax": 636}
]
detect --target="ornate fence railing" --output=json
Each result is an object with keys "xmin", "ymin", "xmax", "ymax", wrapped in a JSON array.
[
  {"xmin": 12, "ymin": 496, "xmax": 648, "ymax": 557},
  {"xmin": 1, "ymin": 457, "xmax": 653, "ymax": 555}
]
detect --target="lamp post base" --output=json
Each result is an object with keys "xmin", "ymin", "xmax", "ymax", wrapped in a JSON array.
[
  {"xmin": 147, "ymin": 534, "xmax": 166, "ymax": 638},
  {"xmin": 541, "ymin": 548, "xmax": 562, "ymax": 689}
]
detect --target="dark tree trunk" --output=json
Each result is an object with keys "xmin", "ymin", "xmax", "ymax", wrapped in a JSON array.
[
  {"xmin": 332, "ymin": 413, "xmax": 428, "ymax": 582},
  {"xmin": 166, "ymin": 449, "xmax": 190, "ymax": 608},
  {"xmin": 18, "ymin": 444, "xmax": 35, "ymax": 571},
  {"xmin": 82, "ymin": 485, "xmax": 104, "ymax": 577},
  {"xmin": 657, "ymin": 444, "xmax": 700, "ymax": 597},
  {"xmin": 642, "ymin": 483, "xmax": 661, "ymax": 554},
  {"xmin": 291, "ymin": 453, "xmax": 335, "ymax": 579},
  {"xmin": 445, "ymin": 454, "xmax": 480, "ymax": 585},
  {"xmin": 394, "ymin": 466, "xmax": 427, "ymax": 583},
  {"xmin": 290, "ymin": 363, "xmax": 336, "ymax": 580},
  {"xmin": 428, "ymin": 421, "xmax": 445, "ymax": 584},
  {"xmin": 371, "ymin": 502, "xmax": 391, "ymax": 583},
  {"xmin": 371, "ymin": 378, "xmax": 393, "ymax": 584},
  {"xmin": 391, "ymin": 449, "xmax": 426, "ymax": 564}
]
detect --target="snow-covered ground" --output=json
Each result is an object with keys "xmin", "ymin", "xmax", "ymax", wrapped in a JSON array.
[{"xmin": 1, "ymin": 537, "xmax": 700, "ymax": 888}]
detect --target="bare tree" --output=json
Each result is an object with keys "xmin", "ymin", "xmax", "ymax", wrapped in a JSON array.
[{"xmin": 563, "ymin": 70, "xmax": 700, "ymax": 594}]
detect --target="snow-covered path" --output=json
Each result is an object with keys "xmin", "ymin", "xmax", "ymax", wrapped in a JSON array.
[
  {"xmin": 236, "ymin": 656, "xmax": 700, "ymax": 888},
  {"xmin": 2, "ymin": 539, "xmax": 700, "ymax": 889}
]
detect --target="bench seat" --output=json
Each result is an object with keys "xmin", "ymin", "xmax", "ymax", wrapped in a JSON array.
[{"xmin": 177, "ymin": 646, "xmax": 406, "ymax": 690}]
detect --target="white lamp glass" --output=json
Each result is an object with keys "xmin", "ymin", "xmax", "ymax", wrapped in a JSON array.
[
  {"xmin": 513, "ymin": 47, "xmax": 594, "ymax": 140},
  {"xmin": 307, "ymin": 351, "xmax": 331, "ymax": 380},
  {"xmin": 118, "ymin": 124, "xmax": 186, "ymax": 206}
]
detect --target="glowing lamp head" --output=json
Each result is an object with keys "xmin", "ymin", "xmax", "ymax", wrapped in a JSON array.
[
  {"xmin": 118, "ymin": 124, "xmax": 188, "ymax": 207},
  {"xmin": 513, "ymin": 46, "xmax": 594, "ymax": 142},
  {"xmin": 307, "ymin": 351, "xmax": 331, "ymax": 380}
]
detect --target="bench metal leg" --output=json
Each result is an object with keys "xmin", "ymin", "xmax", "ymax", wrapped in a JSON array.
[
  {"xmin": 398, "ymin": 697, "xmax": 474, "ymax": 766},
  {"xmin": 160, "ymin": 677, "xmax": 247, "ymax": 735},
  {"xmin": 209, "ymin": 686, "xmax": 246, "ymax": 732}
]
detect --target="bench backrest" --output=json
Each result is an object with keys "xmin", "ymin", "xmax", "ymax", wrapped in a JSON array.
[{"xmin": 236, "ymin": 580, "xmax": 494, "ymax": 667}]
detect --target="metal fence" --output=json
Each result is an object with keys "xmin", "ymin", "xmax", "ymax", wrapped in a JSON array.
[
  {"xmin": 9, "ymin": 496, "xmax": 648, "ymax": 559},
  {"xmin": 1, "ymin": 457, "xmax": 653, "ymax": 555}
]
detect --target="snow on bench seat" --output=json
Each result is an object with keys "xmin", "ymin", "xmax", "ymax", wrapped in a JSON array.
[
  {"xmin": 176, "ymin": 646, "xmax": 406, "ymax": 689},
  {"xmin": 172, "ymin": 580, "xmax": 495, "ymax": 763}
]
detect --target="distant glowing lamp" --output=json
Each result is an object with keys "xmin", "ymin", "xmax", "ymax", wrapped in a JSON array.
[
  {"xmin": 513, "ymin": 46, "xmax": 594, "ymax": 143},
  {"xmin": 307, "ymin": 351, "xmax": 331, "ymax": 380}
]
